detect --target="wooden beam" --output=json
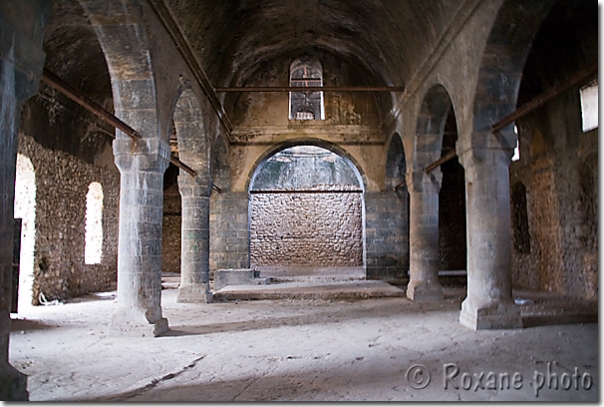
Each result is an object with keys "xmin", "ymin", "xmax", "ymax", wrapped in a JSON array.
[
  {"xmin": 422, "ymin": 62, "xmax": 598, "ymax": 174},
  {"xmin": 393, "ymin": 181, "xmax": 407, "ymax": 192},
  {"xmin": 40, "ymin": 68, "xmax": 197, "ymax": 177},
  {"xmin": 215, "ymin": 86, "xmax": 405, "ymax": 93},
  {"xmin": 425, "ymin": 150, "xmax": 458, "ymax": 173},
  {"xmin": 492, "ymin": 61, "xmax": 598, "ymax": 133}
]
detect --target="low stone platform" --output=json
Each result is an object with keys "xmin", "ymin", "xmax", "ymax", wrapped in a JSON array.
[{"xmin": 212, "ymin": 279, "xmax": 406, "ymax": 301}]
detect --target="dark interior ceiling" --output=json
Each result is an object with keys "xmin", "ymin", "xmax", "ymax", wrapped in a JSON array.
[
  {"xmin": 32, "ymin": 0, "xmax": 597, "ymax": 165},
  {"xmin": 165, "ymin": 0, "xmax": 462, "ymax": 88}
]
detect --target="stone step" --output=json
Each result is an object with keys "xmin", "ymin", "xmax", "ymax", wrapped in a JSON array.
[
  {"xmin": 266, "ymin": 275, "xmax": 366, "ymax": 283},
  {"xmin": 212, "ymin": 280, "xmax": 406, "ymax": 301}
]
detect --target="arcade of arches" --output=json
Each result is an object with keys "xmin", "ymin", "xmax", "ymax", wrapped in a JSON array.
[{"xmin": 0, "ymin": 0, "xmax": 598, "ymax": 401}]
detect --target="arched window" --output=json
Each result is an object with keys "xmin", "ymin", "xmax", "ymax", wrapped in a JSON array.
[
  {"xmin": 85, "ymin": 182, "xmax": 103, "ymax": 265},
  {"xmin": 289, "ymin": 58, "xmax": 325, "ymax": 120},
  {"xmin": 580, "ymin": 79, "xmax": 598, "ymax": 132}
]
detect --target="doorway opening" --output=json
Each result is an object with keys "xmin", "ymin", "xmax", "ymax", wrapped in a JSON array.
[{"xmin": 13, "ymin": 154, "xmax": 36, "ymax": 311}]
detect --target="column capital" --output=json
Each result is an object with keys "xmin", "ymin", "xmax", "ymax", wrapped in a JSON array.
[
  {"xmin": 177, "ymin": 174, "xmax": 212, "ymax": 198},
  {"xmin": 457, "ymin": 145, "xmax": 512, "ymax": 175},
  {"xmin": 112, "ymin": 138, "xmax": 170, "ymax": 174},
  {"xmin": 405, "ymin": 170, "xmax": 442, "ymax": 193}
]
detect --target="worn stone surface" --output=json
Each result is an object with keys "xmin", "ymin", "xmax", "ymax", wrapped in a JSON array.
[
  {"xmin": 0, "ymin": 5, "xmax": 597, "ymax": 398},
  {"xmin": 111, "ymin": 138, "xmax": 171, "ymax": 337},
  {"xmin": 458, "ymin": 148, "xmax": 522, "ymax": 330},
  {"xmin": 364, "ymin": 192, "xmax": 408, "ymax": 282},
  {"xmin": 213, "ymin": 268, "xmax": 267, "ymax": 291},
  {"xmin": 162, "ymin": 189, "xmax": 181, "ymax": 273},
  {"xmin": 0, "ymin": 1, "xmax": 52, "ymax": 400},
  {"xmin": 406, "ymin": 171, "xmax": 444, "ymax": 301},
  {"xmin": 7, "ymin": 287, "xmax": 599, "ymax": 402},
  {"xmin": 509, "ymin": 91, "xmax": 598, "ymax": 300},
  {"xmin": 176, "ymin": 175, "xmax": 212, "ymax": 303},
  {"xmin": 250, "ymin": 190, "xmax": 363, "ymax": 268},
  {"xmin": 16, "ymin": 135, "xmax": 119, "ymax": 305},
  {"xmin": 210, "ymin": 192, "xmax": 250, "ymax": 271}
]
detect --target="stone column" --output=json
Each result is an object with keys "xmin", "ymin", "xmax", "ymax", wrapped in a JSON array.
[
  {"xmin": 406, "ymin": 170, "xmax": 444, "ymax": 301},
  {"xmin": 177, "ymin": 175, "xmax": 212, "ymax": 303},
  {"xmin": 458, "ymin": 148, "xmax": 522, "ymax": 330},
  {"xmin": 110, "ymin": 138, "xmax": 170, "ymax": 337},
  {"xmin": 0, "ymin": 0, "xmax": 50, "ymax": 400}
]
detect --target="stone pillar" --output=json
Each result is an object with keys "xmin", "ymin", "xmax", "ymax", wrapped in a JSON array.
[
  {"xmin": 210, "ymin": 192, "xmax": 250, "ymax": 270},
  {"xmin": 177, "ymin": 175, "xmax": 212, "ymax": 303},
  {"xmin": 406, "ymin": 171, "xmax": 444, "ymax": 301},
  {"xmin": 0, "ymin": 0, "xmax": 50, "ymax": 400},
  {"xmin": 458, "ymin": 148, "xmax": 522, "ymax": 329},
  {"xmin": 110, "ymin": 138, "xmax": 170, "ymax": 337}
]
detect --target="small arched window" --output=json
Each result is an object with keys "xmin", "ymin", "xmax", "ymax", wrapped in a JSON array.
[
  {"xmin": 85, "ymin": 182, "xmax": 103, "ymax": 265},
  {"xmin": 289, "ymin": 58, "xmax": 325, "ymax": 120}
]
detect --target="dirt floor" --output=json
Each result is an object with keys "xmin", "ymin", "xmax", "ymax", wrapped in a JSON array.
[{"xmin": 7, "ymin": 281, "xmax": 599, "ymax": 402}]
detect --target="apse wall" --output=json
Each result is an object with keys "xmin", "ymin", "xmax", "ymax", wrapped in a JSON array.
[{"xmin": 249, "ymin": 146, "xmax": 364, "ymax": 270}]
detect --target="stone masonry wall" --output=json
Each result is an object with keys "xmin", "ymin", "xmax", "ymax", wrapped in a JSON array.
[
  {"xmin": 365, "ymin": 191, "xmax": 409, "ymax": 282},
  {"xmin": 510, "ymin": 89, "xmax": 598, "ymax": 300},
  {"xmin": 162, "ymin": 189, "xmax": 181, "ymax": 273},
  {"xmin": 18, "ymin": 134, "xmax": 119, "ymax": 304},
  {"xmin": 250, "ymin": 192, "xmax": 363, "ymax": 267},
  {"xmin": 210, "ymin": 192, "xmax": 250, "ymax": 270}
]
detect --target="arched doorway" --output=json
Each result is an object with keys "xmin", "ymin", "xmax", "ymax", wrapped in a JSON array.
[{"xmin": 249, "ymin": 145, "xmax": 365, "ymax": 278}]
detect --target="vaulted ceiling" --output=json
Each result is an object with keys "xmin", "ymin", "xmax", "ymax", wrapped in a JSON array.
[{"xmin": 164, "ymin": 0, "xmax": 463, "ymax": 89}]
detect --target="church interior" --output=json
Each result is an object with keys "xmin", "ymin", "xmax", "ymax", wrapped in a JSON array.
[{"xmin": 0, "ymin": 0, "xmax": 599, "ymax": 401}]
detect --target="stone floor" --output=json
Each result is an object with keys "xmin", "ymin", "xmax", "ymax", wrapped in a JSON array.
[{"xmin": 7, "ymin": 278, "xmax": 599, "ymax": 402}]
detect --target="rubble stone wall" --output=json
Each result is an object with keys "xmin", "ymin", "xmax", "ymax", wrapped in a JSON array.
[
  {"xmin": 162, "ymin": 191, "xmax": 181, "ymax": 273},
  {"xmin": 250, "ymin": 192, "xmax": 363, "ymax": 267},
  {"xmin": 17, "ymin": 134, "xmax": 119, "ymax": 304},
  {"xmin": 510, "ymin": 89, "xmax": 598, "ymax": 300},
  {"xmin": 210, "ymin": 192, "xmax": 250, "ymax": 270},
  {"xmin": 365, "ymin": 191, "xmax": 409, "ymax": 282}
]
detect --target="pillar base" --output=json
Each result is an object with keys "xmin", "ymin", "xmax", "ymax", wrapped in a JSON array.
[
  {"xmin": 406, "ymin": 279, "xmax": 444, "ymax": 301},
  {"xmin": 177, "ymin": 283, "xmax": 213, "ymax": 303},
  {"xmin": 109, "ymin": 307, "xmax": 168, "ymax": 337},
  {"xmin": 460, "ymin": 299, "xmax": 523, "ymax": 330},
  {"xmin": 0, "ymin": 362, "xmax": 28, "ymax": 401}
]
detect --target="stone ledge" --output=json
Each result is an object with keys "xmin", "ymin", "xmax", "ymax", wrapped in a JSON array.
[{"xmin": 213, "ymin": 268, "xmax": 269, "ymax": 291}]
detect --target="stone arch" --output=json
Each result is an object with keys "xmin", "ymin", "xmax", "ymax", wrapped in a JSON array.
[
  {"xmin": 438, "ymin": 108, "xmax": 466, "ymax": 272},
  {"xmin": 406, "ymin": 83, "xmax": 464, "ymax": 301},
  {"xmin": 209, "ymin": 134, "xmax": 248, "ymax": 272},
  {"xmin": 470, "ymin": 0, "xmax": 555, "ymax": 150},
  {"xmin": 385, "ymin": 132, "xmax": 406, "ymax": 193},
  {"xmin": 248, "ymin": 143, "xmax": 366, "ymax": 277},
  {"xmin": 211, "ymin": 134, "xmax": 231, "ymax": 193},
  {"xmin": 376, "ymin": 132, "xmax": 410, "ymax": 282},
  {"xmin": 456, "ymin": 0, "xmax": 555, "ymax": 330},
  {"xmin": 246, "ymin": 138, "xmax": 368, "ymax": 193},
  {"xmin": 170, "ymin": 87, "xmax": 213, "ymax": 303},
  {"xmin": 77, "ymin": 0, "xmax": 171, "ymax": 334},
  {"xmin": 77, "ymin": 0, "xmax": 161, "ymax": 141},
  {"xmin": 172, "ymin": 88, "xmax": 209, "ymax": 178},
  {"xmin": 413, "ymin": 83, "xmax": 453, "ymax": 169}
]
